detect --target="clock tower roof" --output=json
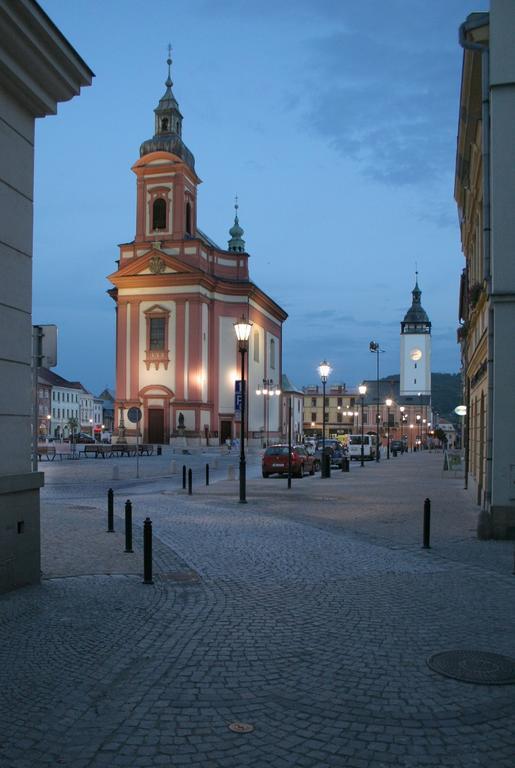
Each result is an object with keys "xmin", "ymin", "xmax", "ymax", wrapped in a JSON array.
[{"xmin": 401, "ymin": 274, "xmax": 431, "ymax": 332}]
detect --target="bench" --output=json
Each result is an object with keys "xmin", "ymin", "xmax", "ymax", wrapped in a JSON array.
[
  {"xmin": 110, "ymin": 443, "xmax": 137, "ymax": 457},
  {"xmin": 138, "ymin": 444, "xmax": 154, "ymax": 456},
  {"xmin": 37, "ymin": 444, "xmax": 56, "ymax": 461},
  {"xmin": 82, "ymin": 444, "xmax": 113, "ymax": 458}
]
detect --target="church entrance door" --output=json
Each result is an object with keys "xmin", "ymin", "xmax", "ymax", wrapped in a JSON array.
[
  {"xmin": 220, "ymin": 419, "xmax": 232, "ymax": 445},
  {"xmin": 148, "ymin": 408, "xmax": 164, "ymax": 444}
]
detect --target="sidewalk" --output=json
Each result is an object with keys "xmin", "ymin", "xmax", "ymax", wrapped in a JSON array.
[{"xmin": 2, "ymin": 450, "xmax": 514, "ymax": 768}]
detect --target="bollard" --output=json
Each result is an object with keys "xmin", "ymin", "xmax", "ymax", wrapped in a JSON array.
[
  {"xmin": 112, "ymin": 465, "xmax": 119, "ymax": 480},
  {"xmin": 422, "ymin": 497, "xmax": 431, "ymax": 549},
  {"xmin": 205, "ymin": 463, "xmax": 209, "ymax": 486},
  {"xmin": 188, "ymin": 468, "xmax": 193, "ymax": 495},
  {"xmin": 124, "ymin": 500, "xmax": 133, "ymax": 553},
  {"xmin": 227, "ymin": 465, "xmax": 235, "ymax": 481},
  {"xmin": 143, "ymin": 517, "xmax": 153, "ymax": 584},
  {"xmin": 170, "ymin": 459, "xmax": 177, "ymax": 474},
  {"xmin": 182, "ymin": 464, "xmax": 186, "ymax": 489},
  {"xmin": 157, "ymin": 445, "xmax": 162, "ymax": 456},
  {"xmin": 107, "ymin": 488, "xmax": 114, "ymax": 532},
  {"xmin": 341, "ymin": 457, "xmax": 349, "ymax": 473}
]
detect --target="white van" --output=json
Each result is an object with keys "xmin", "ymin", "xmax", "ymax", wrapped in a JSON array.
[{"xmin": 348, "ymin": 434, "xmax": 377, "ymax": 460}]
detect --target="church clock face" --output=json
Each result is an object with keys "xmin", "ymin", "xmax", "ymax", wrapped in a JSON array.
[{"xmin": 410, "ymin": 348, "xmax": 422, "ymax": 361}]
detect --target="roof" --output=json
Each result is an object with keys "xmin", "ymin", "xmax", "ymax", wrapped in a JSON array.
[
  {"xmin": 38, "ymin": 367, "xmax": 83, "ymax": 390},
  {"xmin": 281, "ymin": 374, "xmax": 303, "ymax": 395}
]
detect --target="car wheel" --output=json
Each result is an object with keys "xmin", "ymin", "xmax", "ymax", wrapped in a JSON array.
[
  {"xmin": 296, "ymin": 464, "xmax": 304, "ymax": 478},
  {"xmin": 309, "ymin": 464, "xmax": 315, "ymax": 475}
]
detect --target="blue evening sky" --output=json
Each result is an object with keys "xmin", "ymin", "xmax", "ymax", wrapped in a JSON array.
[{"xmin": 33, "ymin": 0, "xmax": 488, "ymax": 395}]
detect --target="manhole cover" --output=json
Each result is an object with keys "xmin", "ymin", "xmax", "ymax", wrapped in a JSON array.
[
  {"xmin": 427, "ymin": 650, "xmax": 515, "ymax": 685},
  {"xmin": 228, "ymin": 722, "xmax": 254, "ymax": 733}
]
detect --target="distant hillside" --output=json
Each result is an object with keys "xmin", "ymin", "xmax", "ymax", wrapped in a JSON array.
[{"xmin": 383, "ymin": 372, "xmax": 462, "ymax": 423}]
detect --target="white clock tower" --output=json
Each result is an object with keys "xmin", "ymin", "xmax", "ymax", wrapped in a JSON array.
[{"xmin": 400, "ymin": 276, "xmax": 431, "ymax": 396}]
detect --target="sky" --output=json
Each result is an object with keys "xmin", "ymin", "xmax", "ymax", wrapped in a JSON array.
[{"xmin": 33, "ymin": 0, "xmax": 488, "ymax": 395}]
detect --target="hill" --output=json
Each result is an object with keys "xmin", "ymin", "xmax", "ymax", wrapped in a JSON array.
[{"xmin": 383, "ymin": 372, "xmax": 462, "ymax": 424}]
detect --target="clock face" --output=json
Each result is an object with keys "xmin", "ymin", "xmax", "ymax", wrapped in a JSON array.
[{"xmin": 410, "ymin": 348, "xmax": 422, "ymax": 361}]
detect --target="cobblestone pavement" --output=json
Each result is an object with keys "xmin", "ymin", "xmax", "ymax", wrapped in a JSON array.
[{"xmin": 1, "ymin": 452, "xmax": 515, "ymax": 767}]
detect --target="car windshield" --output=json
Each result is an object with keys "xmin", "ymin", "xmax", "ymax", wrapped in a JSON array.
[
  {"xmin": 349, "ymin": 436, "xmax": 365, "ymax": 445},
  {"xmin": 264, "ymin": 446, "xmax": 289, "ymax": 456}
]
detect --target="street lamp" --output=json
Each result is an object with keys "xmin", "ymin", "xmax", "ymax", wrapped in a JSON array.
[
  {"xmin": 318, "ymin": 360, "xmax": 331, "ymax": 477},
  {"xmin": 416, "ymin": 414, "xmax": 421, "ymax": 448},
  {"xmin": 369, "ymin": 341, "xmax": 383, "ymax": 462},
  {"xmin": 256, "ymin": 378, "xmax": 281, "ymax": 447},
  {"xmin": 385, "ymin": 398, "xmax": 392, "ymax": 459},
  {"xmin": 359, "ymin": 384, "xmax": 367, "ymax": 467},
  {"xmin": 234, "ymin": 314, "xmax": 253, "ymax": 503},
  {"xmin": 410, "ymin": 423, "xmax": 414, "ymax": 452}
]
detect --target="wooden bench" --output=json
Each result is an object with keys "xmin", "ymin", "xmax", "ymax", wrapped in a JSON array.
[
  {"xmin": 138, "ymin": 444, "xmax": 154, "ymax": 456},
  {"xmin": 110, "ymin": 443, "xmax": 137, "ymax": 457},
  {"xmin": 82, "ymin": 444, "xmax": 112, "ymax": 458},
  {"xmin": 37, "ymin": 444, "xmax": 56, "ymax": 461}
]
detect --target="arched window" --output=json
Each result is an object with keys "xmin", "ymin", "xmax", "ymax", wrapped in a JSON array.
[
  {"xmin": 270, "ymin": 338, "xmax": 276, "ymax": 369},
  {"xmin": 161, "ymin": 117, "xmax": 169, "ymax": 131},
  {"xmin": 185, "ymin": 201, "xmax": 192, "ymax": 235},
  {"xmin": 152, "ymin": 198, "xmax": 166, "ymax": 230}
]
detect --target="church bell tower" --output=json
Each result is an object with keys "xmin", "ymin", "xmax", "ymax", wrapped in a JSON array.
[{"xmin": 400, "ymin": 275, "xmax": 431, "ymax": 396}]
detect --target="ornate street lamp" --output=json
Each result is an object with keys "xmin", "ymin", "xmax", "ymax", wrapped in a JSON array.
[
  {"xmin": 234, "ymin": 314, "xmax": 253, "ymax": 503},
  {"xmin": 359, "ymin": 384, "xmax": 367, "ymax": 467},
  {"xmin": 256, "ymin": 378, "xmax": 281, "ymax": 447},
  {"xmin": 385, "ymin": 398, "xmax": 392, "ymax": 459},
  {"xmin": 369, "ymin": 341, "xmax": 384, "ymax": 462},
  {"xmin": 318, "ymin": 360, "xmax": 331, "ymax": 478}
]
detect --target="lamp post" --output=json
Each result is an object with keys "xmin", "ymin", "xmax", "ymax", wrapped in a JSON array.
[
  {"xmin": 234, "ymin": 314, "xmax": 253, "ymax": 503},
  {"xmin": 385, "ymin": 398, "xmax": 392, "ymax": 459},
  {"xmin": 318, "ymin": 361, "xmax": 331, "ymax": 478},
  {"xmin": 416, "ymin": 414, "xmax": 421, "ymax": 449},
  {"xmin": 256, "ymin": 378, "xmax": 281, "ymax": 447},
  {"xmin": 369, "ymin": 341, "xmax": 383, "ymax": 462},
  {"xmin": 410, "ymin": 423, "xmax": 414, "ymax": 452},
  {"xmin": 359, "ymin": 384, "xmax": 367, "ymax": 467}
]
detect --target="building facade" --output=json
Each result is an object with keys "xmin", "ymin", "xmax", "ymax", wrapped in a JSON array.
[
  {"xmin": 280, "ymin": 375, "xmax": 304, "ymax": 444},
  {"xmin": 108, "ymin": 57, "xmax": 286, "ymax": 446},
  {"xmin": 455, "ymin": 4, "xmax": 515, "ymax": 538},
  {"xmin": 303, "ymin": 384, "xmax": 356, "ymax": 439},
  {"xmin": 0, "ymin": 1, "xmax": 92, "ymax": 593}
]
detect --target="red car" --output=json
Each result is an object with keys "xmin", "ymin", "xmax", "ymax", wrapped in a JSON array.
[{"xmin": 262, "ymin": 444, "xmax": 317, "ymax": 478}]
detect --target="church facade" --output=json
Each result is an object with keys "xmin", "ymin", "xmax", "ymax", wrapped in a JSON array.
[{"xmin": 108, "ymin": 56, "xmax": 286, "ymax": 445}]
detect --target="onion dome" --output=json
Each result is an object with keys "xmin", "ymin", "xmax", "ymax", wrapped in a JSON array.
[
  {"xmin": 140, "ymin": 47, "xmax": 195, "ymax": 170},
  {"xmin": 228, "ymin": 197, "xmax": 246, "ymax": 253}
]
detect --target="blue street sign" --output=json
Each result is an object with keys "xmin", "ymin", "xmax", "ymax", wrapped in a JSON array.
[{"xmin": 235, "ymin": 380, "xmax": 243, "ymax": 419}]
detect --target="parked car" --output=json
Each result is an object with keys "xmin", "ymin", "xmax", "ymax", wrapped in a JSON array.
[
  {"xmin": 75, "ymin": 432, "xmax": 96, "ymax": 443},
  {"xmin": 262, "ymin": 444, "xmax": 317, "ymax": 478},
  {"xmin": 390, "ymin": 440, "xmax": 405, "ymax": 454}
]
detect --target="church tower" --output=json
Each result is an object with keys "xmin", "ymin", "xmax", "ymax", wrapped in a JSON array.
[
  {"xmin": 107, "ymin": 54, "xmax": 287, "ymax": 446},
  {"xmin": 400, "ymin": 275, "xmax": 431, "ymax": 396}
]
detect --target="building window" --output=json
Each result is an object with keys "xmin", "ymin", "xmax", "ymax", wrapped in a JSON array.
[
  {"xmin": 270, "ymin": 338, "xmax": 276, "ymax": 369},
  {"xmin": 152, "ymin": 198, "xmax": 166, "ymax": 230},
  {"xmin": 337, "ymin": 397, "xmax": 343, "ymax": 406},
  {"xmin": 185, "ymin": 201, "xmax": 192, "ymax": 235},
  {"xmin": 149, "ymin": 318, "xmax": 165, "ymax": 350},
  {"xmin": 253, "ymin": 331, "xmax": 260, "ymax": 363},
  {"xmin": 311, "ymin": 398, "xmax": 316, "ymax": 407},
  {"xmin": 144, "ymin": 304, "xmax": 170, "ymax": 370},
  {"xmin": 337, "ymin": 413, "xmax": 343, "ymax": 423},
  {"xmin": 311, "ymin": 412, "xmax": 316, "ymax": 422}
]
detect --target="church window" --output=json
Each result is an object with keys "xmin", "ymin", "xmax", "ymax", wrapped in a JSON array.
[
  {"xmin": 161, "ymin": 117, "xmax": 169, "ymax": 131},
  {"xmin": 152, "ymin": 198, "xmax": 166, "ymax": 230},
  {"xmin": 270, "ymin": 339, "xmax": 276, "ymax": 369},
  {"xmin": 149, "ymin": 318, "xmax": 166, "ymax": 350},
  {"xmin": 185, "ymin": 201, "xmax": 192, "ymax": 235}
]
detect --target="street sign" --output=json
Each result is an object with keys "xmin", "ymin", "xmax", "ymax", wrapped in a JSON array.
[
  {"xmin": 234, "ymin": 380, "xmax": 243, "ymax": 419},
  {"xmin": 127, "ymin": 406, "xmax": 142, "ymax": 423}
]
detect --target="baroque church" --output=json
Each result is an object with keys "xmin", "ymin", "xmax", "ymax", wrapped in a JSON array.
[{"xmin": 108, "ymin": 55, "xmax": 287, "ymax": 445}]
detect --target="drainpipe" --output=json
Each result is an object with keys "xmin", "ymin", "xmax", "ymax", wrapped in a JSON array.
[{"xmin": 459, "ymin": 16, "xmax": 492, "ymax": 533}]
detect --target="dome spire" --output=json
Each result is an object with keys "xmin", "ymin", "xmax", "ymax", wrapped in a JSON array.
[{"xmin": 228, "ymin": 195, "xmax": 246, "ymax": 253}]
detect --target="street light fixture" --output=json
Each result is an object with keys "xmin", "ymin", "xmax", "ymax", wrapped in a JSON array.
[
  {"xmin": 385, "ymin": 398, "xmax": 392, "ymax": 459},
  {"xmin": 256, "ymin": 378, "xmax": 281, "ymax": 447},
  {"xmin": 318, "ymin": 361, "xmax": 331, "ymax": 478},
  {"xmin": 234, "ymin": 314, "xmax": 253, "ymax": 503},
  {"xmin": 358, "ymin": 384, "xmax": 367, "ymax": 467},
  {"xmin": 369, "ymin": 341, "xmax": 384, "ymax": 462}
]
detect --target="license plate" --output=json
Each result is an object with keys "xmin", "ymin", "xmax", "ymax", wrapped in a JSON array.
[{"xmin": 272, "ymin": 463, "xmax": 283, "ymax": 468}]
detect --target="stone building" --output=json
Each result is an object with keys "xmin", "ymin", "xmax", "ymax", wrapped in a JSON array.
[
  {"xmin": 455, "ymin": 3, "xmax": 515, "ymax": 538},
  {"xmin": 108, "ymin": 56, "xmax": 287, "ymax": 446},
  {"xmin": 0, "ymin": 0, "xmax": 92, "ymax": 593}
]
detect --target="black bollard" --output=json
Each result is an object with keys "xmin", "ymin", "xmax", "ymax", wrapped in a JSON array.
[
  {"xmin": 188, "ymin": 468, "xmax": 193, "ymax": 495},
  {"xmin": 143, "ymin": 517, "xmax": 153, "ymax": 584},
  {"xmin": 124, "ymin": 499, "xmax": 133, "ymax": 553},
  {"xmin": 107, "ymin": 488, "xmax": 114, "ymax": 532},
  {"xmin": 182, "ymin": 464, "xmax": 186, "ymax": 489},
  {"xmin": 206, "ymin": 463, "xmax": 209, "ymax": 486},
  {"xmin": 422, "ymin": 497, "xmax": 431, "ymax": 549},
  {"xmin": 157, "ymin": 445, "xmax": 162, "ymax": 456}
]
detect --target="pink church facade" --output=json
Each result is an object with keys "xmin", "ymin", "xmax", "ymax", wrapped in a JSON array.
[{"xmin": 108, "ymin": 57, "xmax": 287, "ymax": 446}]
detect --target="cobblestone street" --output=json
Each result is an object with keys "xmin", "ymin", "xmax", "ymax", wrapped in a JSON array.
[{"xmin": 1, "ymin": 451, "xmax": 514, "ymax": 767}]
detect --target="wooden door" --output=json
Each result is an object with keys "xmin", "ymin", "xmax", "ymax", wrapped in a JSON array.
[{"xmin": 148, "ymin": 408, "xmax": 164, "ymax": 444}]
